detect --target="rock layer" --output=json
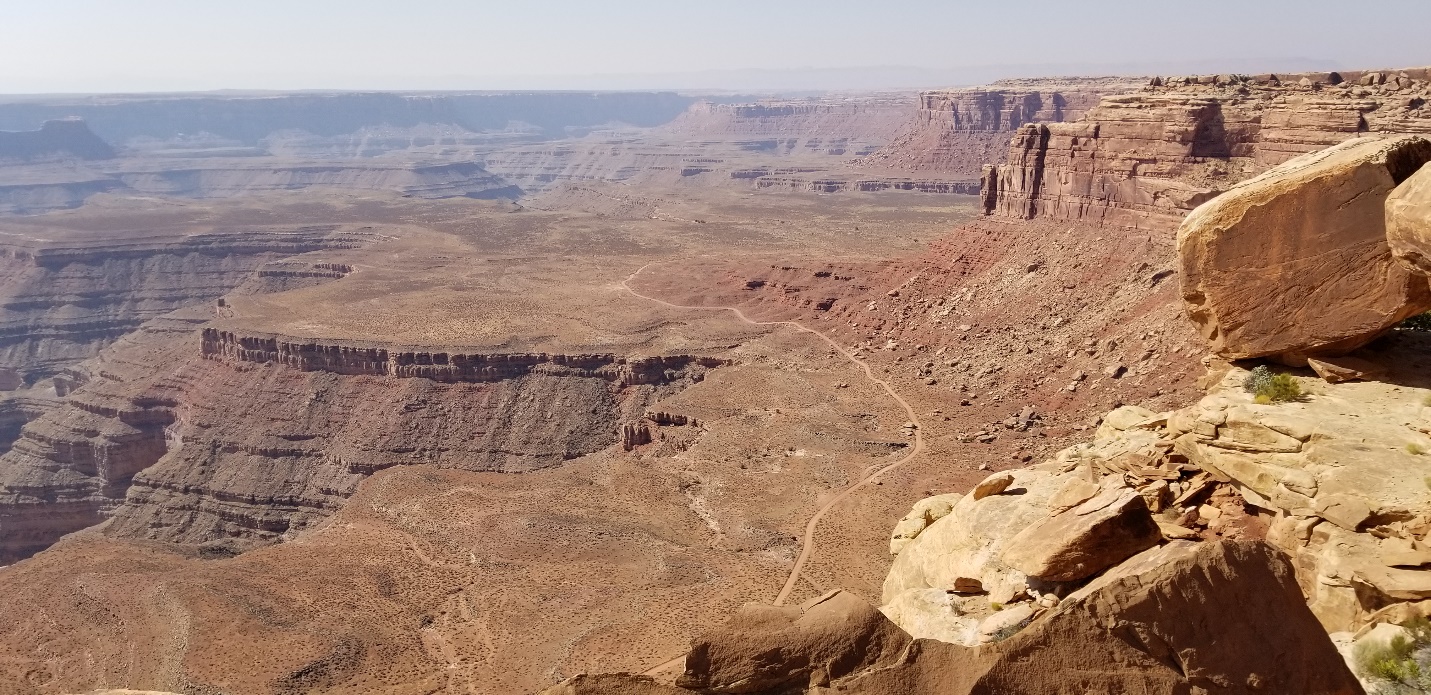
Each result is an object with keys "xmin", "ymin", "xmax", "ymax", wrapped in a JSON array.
[{"xmin": 983, "ymin": 69, "xmax": 1431, "ymax": 231}]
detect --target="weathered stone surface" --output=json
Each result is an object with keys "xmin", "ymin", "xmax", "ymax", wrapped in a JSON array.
[
  {"xmin": 878, "ymin": 588, "xmax": 980, "ymax": 646},
  {"xmin": 969, "ymin": 472, "xmax": 1013, "ymax": 500},
  {"xmin": 889, "ymin": 492, "xmax": 961, "ymax": 554},
  {"xmin": 851, "ymin": 541, "xmax": 1364, "ymax": 694},
  {"xmin": 676, "ymin": 590, "xmax": 913, "ymax": 693},
  {"xmin": 1179, "ymin": 135, "xmax": 1431, "ymax": 363},
  {"xmin": 999, "ymin": 480, "xmax": 1163, "ymax": 582},
  {"xmin": 539, "ymin": 674, "xmax": 689, "ymax": 695},
  {"xmin": 1386, "ymin": 159, "xmax": 1431, "ymax": 274},
  {"xmin": 1307, "ymin": 356, "xmax": 1388, "ymax": 383},
  {"xmin": 883, "ymin": 467, "xmax": 1070, "ymax": 608}
]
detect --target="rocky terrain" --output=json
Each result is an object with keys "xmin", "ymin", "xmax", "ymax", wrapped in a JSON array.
[
  {"xmin": 982, "ymin": 68, "xmax": 1431, "ymax": 230},
  {"xmin": 0, "ymin": 67, "xmax": 1430, "ymax": 695}
]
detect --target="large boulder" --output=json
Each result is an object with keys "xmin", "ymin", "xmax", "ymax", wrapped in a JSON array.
[
  {"xmin": 1178, "ymin": 135, "xmax": 1431, "ymax": 364},
  {"xmin": 888, "ymin": 493, "xmax": 961, "ymax": 555},
  {"xmin": 642, "ymin": 541, "xmax": 1365, "ymax": 694},
  {"xmin": 882, "ymin": 467, "xmax": 1071, "ymax": 608},
  {"xmin": 1387, "ymin": 159, "xmax": 1431, "ymax": 274},
  {"xmin": 676, "ymin": 590, "xmax": 913, "ymax": 693},
  {"xmin": 844, "ymin": 541, "xmax": 1365, "ymax": 695},
  {"xmin": 999, "ymin": 479, "xmax": 1163, "ymax": 582}
]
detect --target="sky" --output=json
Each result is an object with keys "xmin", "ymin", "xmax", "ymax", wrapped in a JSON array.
[{"xmin": 1, "ymin": 0, "xmax": 1428, "ymax": 93}]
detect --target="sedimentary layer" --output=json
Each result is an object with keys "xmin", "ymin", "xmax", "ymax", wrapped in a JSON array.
[
  {"xmin": 982, "ymin": 68, "xmax": 1431, "ymax": 230},
  {"xmin": 0, "ymin": 320, "xmax": 728, "ymax": 563},
  {"xmin": 0, "ymin": 224, "xmax": 379, "ymax": 382}
]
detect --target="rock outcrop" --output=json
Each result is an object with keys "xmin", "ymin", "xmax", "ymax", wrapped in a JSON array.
[
  {"xmin": 676, "ymin": 590, "xmax": 913, "ymax": 693},
  {"xmin": 864, "ymin": 78, "xmax": 1145, "ymax": 179},
  {"xmin": 578, "ymin": 540, "xmax": 1361, "ymax": 694},
  {"xmin": 1178, "ymin": 135, "xmax": 1431, "ymax": 363},
  {"xmin": 1387, "ymin": 159, "xmax": 1431, "ymax": 274},
  {"xmin": 982, "ymin": 68, "xmax": 1431, "ymax": 231}
]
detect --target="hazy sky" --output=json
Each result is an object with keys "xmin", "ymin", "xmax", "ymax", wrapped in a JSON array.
[{"xmin": 2, "ymin": 0, "xmax": 1428, "ymax": 93}]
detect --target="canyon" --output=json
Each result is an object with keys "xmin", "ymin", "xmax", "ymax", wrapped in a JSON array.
[{"xmin": 0, "ymin": 63, "xmax": 1427, "ymax": 695}]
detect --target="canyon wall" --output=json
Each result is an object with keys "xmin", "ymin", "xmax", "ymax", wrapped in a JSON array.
[
  {"xmin": 0, "ymin": 225, "xmax": 378, "ymax": 382},
  {"xmin": 982, "ymin": 68, "xmax": 1431, "ymax": 230},
  {"xmin": 0, "ymin": 323, "xmax": 727, "ymax": 563},
  {"xmin": 862, "ymin": 77, "xmax": 1145, "ymax": 178}
]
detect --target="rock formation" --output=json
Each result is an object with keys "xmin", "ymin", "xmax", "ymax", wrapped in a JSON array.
[
  {"xmin": 1387, "ymin": 158, "xmax": 1431, "ymax": 274},
  {"xmin": 0, "ymin": 224, "xmax": 379, "ymax": 382},
  {"xmin": 1178, "ymin": 135, "xmax": 1431, "ymax": 363},
  {"xmin": 864, "ymin": 77, "xmax": 1145, "ymax": 179},
  {"xmin": 0, "ymin": 323, "xmax": 726, "ymax": 562},
  {"xmin": 0, "ymin": 119, "xmax": 115, "ymax": 162},
  {"xmin": 982, "ymin": 69, "xmax": 1431, "ymax": 231},
  {"xmin": 560, "ymin": 540, "xmax": 1362, "ymax": 694}
]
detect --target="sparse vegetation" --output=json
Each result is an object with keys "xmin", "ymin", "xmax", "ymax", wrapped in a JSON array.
[
  {"xmin": 1243, "ymin": 365, "xmax": 1304, "ymax": 404},
  {"xmin": 1401, "ymin": 312, "xmax": 1431, "ymax": 332},
  {"xmin": 990, "ymin": 602, "xmax": 1004, "ymax": 612},
  {"xmin": 1422, "ymin": 394, "xmax": 1431, "ymax": 408},
  {"xmin": 1355, "ymin": 618, "xmax": 1431, "ymax": 693},
  {"xmin": 1408, "ymin": 443, "xmax": 1426, "ymax": 456}
]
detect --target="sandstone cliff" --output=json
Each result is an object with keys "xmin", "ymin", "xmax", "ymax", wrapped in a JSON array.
[
  {"xmin": 864, "ymin": 77, "xmax": 1145, "ymax": 179},
  {"xmin": 0, "ymin": 321, "xmax": 728, "ymax": 563},
  {"xmin": 0, "ymin": 224, "xmax": 379, "ymax": 382},
  {"xmin": 982, "ymin": 68, "xmax": 1431, "ymax": 230}
]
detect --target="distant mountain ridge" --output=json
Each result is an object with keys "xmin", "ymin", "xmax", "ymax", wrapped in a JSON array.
[{"xmin": 0, "ymin": 119, "xmax": 115, "ymax": 162}]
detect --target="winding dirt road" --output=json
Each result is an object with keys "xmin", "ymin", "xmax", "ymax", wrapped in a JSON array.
[{"xmin": 622, "ymin": 263, "xmax": 926, "ymax": 674}]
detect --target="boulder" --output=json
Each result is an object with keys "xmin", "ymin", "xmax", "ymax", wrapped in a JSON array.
[
  {"xmin": 970, "ymin": 472, "xmax": 1013, "ymax": 500},
  {"xmin": 676, "ymin": 590, "xmax": 912, "ymax": 693},
  {"xmin": 539, "ymin": 674, "xmax": 689, "ymax": 695},
  {"xmin": 999, "ymin": 480, "xmax": 1163, "ymax": 582},
  {"xmin": 889, "ymin": 493, "xmax": 961, "ymax": 554},
  {"xmin": 878, "ymin": 588, "xmax": 981, "ymax": 646},
  {"xmin": 883, "ymin": 467, "xmax": 1070, "ymax": 608},
  {"xmin": 1386, "ymin": 159, "xmax": 1431, "ymax": 275},
  {"xmin": 846, "ymin": 541, "xmax": 1366, "ymax": 694},
  {"xmin": 1178, "ymin": 135, "xmax": 1431, "ymax": 364}
]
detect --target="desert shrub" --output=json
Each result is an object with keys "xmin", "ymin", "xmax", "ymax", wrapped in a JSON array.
[
  {"xmin": 1408, "ymin": 443, "xmax": 1426, "ymax": 456},
  {"xmin": 1355, "ymin": 619, "xmax": 1431, "ymax": 693},
  {"xmin": 1243, "ymin": 366, "xmax": 1302, "ymax": 403},
  {"xmin": 1401, "ymin": 312, "xmax": 1431, "ymax": 332}
]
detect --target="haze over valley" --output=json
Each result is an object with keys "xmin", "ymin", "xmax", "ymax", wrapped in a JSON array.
[{"xmin": 1, "ymin": 3, "xmax": 1430, "ymax": 694}]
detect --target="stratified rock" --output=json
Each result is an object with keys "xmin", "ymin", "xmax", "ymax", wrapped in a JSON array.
[
  {"xmin": 999, "ymin": 480, "xmax": 1163, "ymax": 582},
  {"xmin": 676, "ymin": 590, "xmax": 912, "ymax": 693},
  {"xmin": 1386, "ymin": 159, "xmax": 1431, "ymax": 274},
  {"xmin": 1179, "ymin": 135, "xmax": 1431, "ymax": 363}
]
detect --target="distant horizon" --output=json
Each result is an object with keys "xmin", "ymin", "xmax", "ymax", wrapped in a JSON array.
[
  {"xmin": 3, "ymin": 0, "xmax": 1428, "ymax": 94},
  {"xmin": 0, "ymin": 57, "xmax": 1390, "ymax": 98}
]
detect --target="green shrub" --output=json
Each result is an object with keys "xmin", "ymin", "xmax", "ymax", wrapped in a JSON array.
[
  {"xmin": 1408, "ymin": 443, "xmax": 1426, "ymax": 456},
  {"xmin": 1402, "ymin": 312, "xmax": 1431, "ymax": 331},
  {"xmin": 1355, "ymin": 618, "xmax": 1431, "ymax": 691},
  {"xmin": 1243, "ymin": 366, "xmax": 1303, "ymax": 403}
]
